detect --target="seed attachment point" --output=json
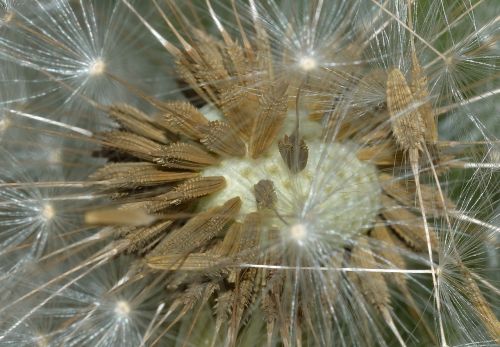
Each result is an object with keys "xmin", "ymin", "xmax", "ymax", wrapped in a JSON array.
[
  {"xmin": 298, "ymin": 55, "xmax": 318, "ymax": 72},
  {"xmin": 88, "ymin": 58, "xmax": 106, "ymax": 76},
  {"xmin": 290, "ymin": 223, "xmax": 308, "ymax": 244}
]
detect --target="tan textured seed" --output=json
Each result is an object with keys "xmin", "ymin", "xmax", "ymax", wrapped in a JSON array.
[
  {"xmin": 125, "ymin": 220, "xmax": 173, "ymax": 253},
  {"xmin": 200, "ymin": 120, "xmax": 246, "ymax": 157},
  {"xmin": 147, "ymin": 252, "xmax": 222, "ymax": 270},
  {"xmin": 351, "ymin": 238, "xmax": 390, "ymax": 310},
  {"xmin": 410, "ymin": 52, "xmax": 437, "ymax": 144},
  {"xmin": 379, "ymin": 173, "xmax": 455, "ymax": 216},
  {"xmin": 461, "ymin": 265, "xmax": 500, "ymax": 344},
  {"xmin": 381, "ymin": 195, "xmax": 438, "ymax": 251},
  {"xmin": 254, "ymin": 179, "xmax": 277, "ymax": 210},
  {"xmin": 371, "ymin": 222, "xmax": 436, "ymax": 342},
  {"xmin": 150, "ymin": 197, "xmax": 241, "ymax": 256},
  {"xmin": 386, "ymin": 69, "xmax": 425, "ymax": 154},
  {"xmin": 89, "ymin": 162, "xmax": 198, "ymax": 189},
  {"xmin": 249, "ymin": 81, "xmax": 288, "ymax": 158},
  {"xmin": 278, "ymin": 133, "xmax": 308, "ymax": 173},
  {"xmin": 99, "ymin": 131, "xmax": 164, "ymax": 162},
  {"xmin": 85, "ymin": 207, "xmax": 157, "ymax": 227},
  {"xmin": 108, "ymin": 104, "xmax": 168, "ymax": 143},
  {"xmin": 219, "ymin": 87, "xmax": 259, "ymax": 140},
  {"xmin": 351, "ymin": 237, "xmax": 405, "ymax": 345},
  {"xmin": 143, "ymin": 176, "xmax": 226, "ymax": 213},
  {"xmin": 154, "ymin": 142, "xmax": 219, "ymax": 170},
  {"xmin": 156, "ymin": 101, "xmax": 209, "ymax": 140}
]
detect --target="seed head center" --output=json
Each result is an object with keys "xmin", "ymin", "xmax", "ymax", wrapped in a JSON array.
[
  {"xmin": 88, "ymin": 58, "xmax": 105, "ymax": 76},
  {"xmin": 114, "ymin": 300, "xmax": 131, "ymax": 317},
  {"xmin": 201, "ymin": 140, "xmax": 381, "ymax": 243},
  {"xmin": 42, "ymin": 204, "xmax": 55, "ymax": 220},
  {"xmin": 298, "ymin": 55, "xmax": 318, "ymax": 72},
  {"xmin": 290, "ymin": 223, "xmax": 308, "ymax": 244}
]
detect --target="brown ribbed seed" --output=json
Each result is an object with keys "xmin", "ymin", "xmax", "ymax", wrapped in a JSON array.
[
  {"xmin": 386, "ymin": 69, "xmax": 425, "ymax": 154},
  {"xmin": 410, "ymin": 52, "xmax": 437, "ymax": 144},
  {"xmin": 156, "ymin": 101, "xmax": 209, "ymax": 140},
  {"xmin": 278, "ymin": 133, "xmax": 308, "ymax": 173},
  {"xmin": 371, "ymin": 222, "xmax": 436, "ymax": 342},
  {"xmin": 219, "ymin": 222, "xmax": 242, "ymax": 257},
  {"xmin": 351, "ymin": 237, "xmax": 404, "ymax": 345},
  {"xmin": 224, "ymin": 213, "xmax": 262, "ymax": 339},
  {"xmin": 261, "ymin": 271, "xmax": 282, "ymax": 346},
  {"xmin": 461, "ymin": 265, "xmax": 500, "ymax": 343},
  {"xmin": 191, "ymin": 29, "xmax": 230, "ymax": 87},
  {"xmin": 236, "ymin": 212, "xmax": 261, "ymax": 261},
  {"xmin": 149, "ymin": 197, "xmax": 241, "ymax": 256},
  {"xmin": 249, "ymin": 81, "xmax": 289, "ymax": 158},
  {"xmin": 124, "ymin": 220, "xmax": 173, "ymax": 253},
  {"xmin": 225, "ymin": 41, "xmax": 250, "ymax": 77},
  {"xmin": 175, "ymin": 58, "xmax": 212, "ymax": 104},
  {"xmin": 147, "ymin": 252, "xmax": 222, "ymax": 271},
  {"xmin": 154, "ymin": 142, "xmax": 218, "ymax": 170},
  {"xmin": 254, "ymin": 179, "xmax": 277, "ymax": 210},
  {"xmin": 98, "ymin": 131, "xmax": 164, "ymax": 162},
  {"xmin": 143, "ymin": 176, "xmax": 226, "ymax": 213},
  {"xmin": 200, "ymin": 120, "xmax": 246, "ymax": 157},
  {"xmin": 218, "ymin": 87, "xmax": 259, "ymax": 140},
  {"xmin": 85, "ymin": 207, "xmax": 157, "ymax": 227},
  {"xmin": 108, "ymin": 104, "xmax": 168, "ymax": 143},
  {"xmin": 379, "ymin": 173, "xmax": 455, "ymax": 216},
  {"xmin": 89, "ymin": 162, "xmax": 198, "ymax": 189},
  {"xmin": 171, "ymin": 283, "xmax": 219, "ymax": 322},
  {"xmin": 381, "ymin": 195, "xmax": 438, "ymax": 251}
]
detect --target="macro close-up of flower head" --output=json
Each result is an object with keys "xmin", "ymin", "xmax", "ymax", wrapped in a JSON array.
[{"xmin": 0, "ymin": 0, "xmax": 498, "ymax": 346}]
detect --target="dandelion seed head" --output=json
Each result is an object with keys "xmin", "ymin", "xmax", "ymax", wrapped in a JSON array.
[{"xmin": 1, "ymin": 0, "xmax": 498, "ymax": 346}]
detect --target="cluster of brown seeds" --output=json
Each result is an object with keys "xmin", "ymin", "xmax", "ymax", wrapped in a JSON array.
[{"xmin": 84, "ymin": 2, "xmax": 499, "ymax": 346}]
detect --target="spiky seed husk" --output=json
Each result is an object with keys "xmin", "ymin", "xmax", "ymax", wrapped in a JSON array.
[
  {"xmin": 254, "ymin": 179, "xmax": 278, "ymax": 210},
  {"xmin": 141, "ymin": 176, "xmax": 226, "ymax": 213},
  {"xmin": 371, "ymin": 222, "xmax": 436, "ymax": 342},
  {"xmin": 278, "ymin": 133, "xmax": 309, "ymax": 173},
  {"xmin": 154, "ymin": 142, "xmax": 219, "ymax": 170},
  {"xmin": 150, "ymin": 197, "xmax": 241, "ymax": 256},
  {"xmin": 219, "ymin": 87, "xmax": 260, "ymax": 140},
  {"xmin": 249, "ymin": 81, "xmax": 289, "ymax": 158},
  {"xmin": 99, "ymin": 131, "xmax": 164, "ymax": 162},
  {"xmin": 89, "ymin": 162, "xmax": 198, "ymax": 189},
  {"xmin": 147, "ymin": 252, "xmax": 222, "ymax": 271},
  {"xmin": 351, "ymin": 237, "xmax": 405, "ymax": 345},
  {"xmin": 410, "ymin": 52, "xmax": 437, "ymax": 144},
  {"xmin": 381, "ymin": 195, "xmax": 438, "ymax": 251},
  {"xmin": 380, "ymin": 173, "xmax": 455, "ymax": 216},
  {"xmin": 156, "ymin": 101, "xmax": 209, "ymax": 140},
  {"xmin": 124, "ymin": 220, "xmax": 173, "ymax": 253},
  {"xmin": 200, "ymin": 120, "xmax": 247, "ymax": 157},
  {"xmin": 460, "ymin": 265, "xmax": 500, "ymax": 343},
  {"xmin": 386, "ymin": 68, "xmax": 425, "ymax": 153},
  {"xmin": 108, "ymin": 103, "xmax": 169, "ymax": 143}
]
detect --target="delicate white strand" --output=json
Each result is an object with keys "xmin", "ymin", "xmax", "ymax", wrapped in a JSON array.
[
  {"xmin": 7, "ymin": 109, "xmax": 92, "ymax": 136},
  {"xmin": 238, "ymin": 264, "xmax": 434, "ymax": 274},
  {"xmin": 452, "ymin": 212, "xmax": 500, "ymax": 234}
]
